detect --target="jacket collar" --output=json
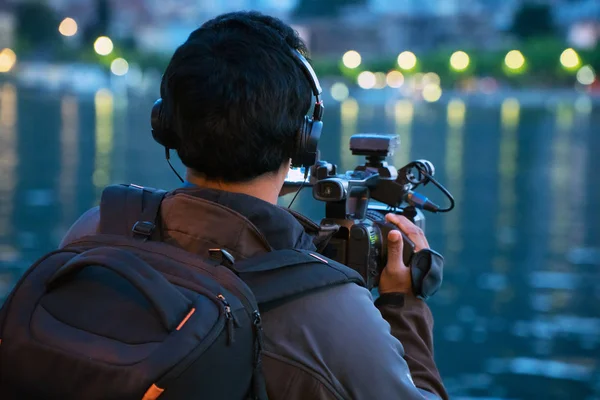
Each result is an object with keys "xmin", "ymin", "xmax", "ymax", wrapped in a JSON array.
[{"xmin": 159, "ymin": 186, "xmax": 317, "ymax": 261}]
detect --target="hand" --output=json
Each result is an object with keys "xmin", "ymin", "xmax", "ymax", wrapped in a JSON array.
[{"xmin": 379, "ymin": 214, "xmax": 430, "ymax": 295}]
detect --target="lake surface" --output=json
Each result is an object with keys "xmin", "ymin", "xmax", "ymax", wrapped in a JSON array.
[{"xmin": 0, "ymin": 82, "xmax": 599, "ymax": 399}]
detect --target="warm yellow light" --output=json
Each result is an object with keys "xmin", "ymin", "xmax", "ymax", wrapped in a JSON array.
[
  {"xmin": 341, "ymin": 98, "xmax": 359, "ymax": 120},
  {"xmin": 501, "ymin": 98, "xmax": 520, "ymax": 128},
  {"xmin": 397, "ymin": 51, "xmax": 417, "ymax": 71},
  {"xmin": 395, "ymin": 100, "xmax": 413, "ymax": 125},
  {"xmin": 422, "ymin": 84, "xmax": 442, "ymax": 103},
  {"xmin": 331, "ymin": 82, "xmax": 349, "ymax": 102},
  {"xmin": 374, "ymin": 72, "xmax": 387, "ymax": 89},
  {"xmin": 560, "ymin": 48, "xmax": 580, "ymax": 70},
  {"xmin": 110, "ymin": 58, "xmax": 129, "ymax": 76},
  {"xmin": 447, "ymin": 99, "xmax": 466, "ymax": 128},
  {"xmin": 94, "ymin": 36, "xmax": 114, "ymax": 56},
  {"xmin": 505, "ymin": 50, "xmax": 525, "ymax": 70},
  {"xmin": 423, "ymin": 72, "xmax": 441, "ymax": 86},
  {"xmin": 59, "ymin": 17, "xmax": 78, "ymax": 37},
  {"xmin": 450, "ymin": 51, "xmax": 470, "ymax": 71},
  {"xmin": 386, "ymin": 70, "xmax": 404, "ymax": 88},
  {"xmin": 0, "ymin": 48, "xmax": 17, "ymax": 73},
  {"xmin": 576, "ymin": 65, "xmax": 596, "ymax": 85},
  {"xmin": 342, "ymin": 50, "xmax": 362, "ymax": 69},
  {"xmin": 357, "ymin": 71, "xmax": 376, "ymax": 89}
]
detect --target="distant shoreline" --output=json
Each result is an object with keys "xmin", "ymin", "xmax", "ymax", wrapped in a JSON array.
[{"xmin": 1, "ymin": 72, "xmax": 599, "ymax": 109}]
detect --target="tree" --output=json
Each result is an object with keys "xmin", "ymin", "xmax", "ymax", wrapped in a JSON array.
[
  {"xmin": 15, "ymin": 1, "xmax": 61, "ymax": 51},
  {"xmin": 83, "ymin": 0, "xmax": 112, "ymax": 46},
  {"xmin": 293, "ymin": 0, "xmax": 367, "ymax": 19},
  {"xmin": 510, "ymin": 3, "xmax": 556, "ymax": 40}
]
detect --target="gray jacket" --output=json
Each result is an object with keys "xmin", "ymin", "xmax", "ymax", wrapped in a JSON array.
[{"xmin": 61, "ymin": 187, "xmax": 448, "ymax": 400}]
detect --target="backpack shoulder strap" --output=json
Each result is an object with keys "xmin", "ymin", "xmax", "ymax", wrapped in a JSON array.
[
  {"xmin": 235, "ymin": 249, "xmax": 366, "ymax": 311},
  {"xmin": 98, "ymin": 184, "xmax": 167, "ymax": 240}
]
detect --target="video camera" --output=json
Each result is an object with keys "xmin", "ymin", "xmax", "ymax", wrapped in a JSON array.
[{"xmin": 284, "ymin": 133, "xmax": 454, "ymax": 295}]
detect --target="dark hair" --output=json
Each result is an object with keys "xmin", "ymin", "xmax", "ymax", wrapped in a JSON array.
[{"xmin": 161, "ymin": 11, "xmax": 313, "ymax": 182}]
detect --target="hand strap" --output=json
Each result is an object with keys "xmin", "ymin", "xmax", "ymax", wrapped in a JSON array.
[{"xmin": 410, "ymin": 249, "xmax": 444, "ymax": 300}]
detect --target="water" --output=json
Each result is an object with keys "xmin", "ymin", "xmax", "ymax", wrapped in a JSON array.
[{"xmin": 1, "ymin": 83, "xmax": 599, "ymax": 399}]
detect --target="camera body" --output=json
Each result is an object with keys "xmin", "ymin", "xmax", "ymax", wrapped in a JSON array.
[
  {"xmin": 319, "ymin": 206, "xmax": 425, "ymax": 290},
  {"xmin": 307, "ymin": 133, "xmax": 433, "ymax": 289}
]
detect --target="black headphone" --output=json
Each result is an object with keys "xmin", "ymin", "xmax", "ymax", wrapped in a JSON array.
[{"xmin": 150, "ymin": 49, "xmax": 324, "ymax": 169}]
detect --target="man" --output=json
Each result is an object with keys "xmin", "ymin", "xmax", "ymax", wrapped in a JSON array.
[{"xmin": 61, "ymin": 11, "xmax": 448, "ymax": 400}]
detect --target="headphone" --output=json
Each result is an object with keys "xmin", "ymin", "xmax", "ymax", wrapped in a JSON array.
[{"xmin": 150, "ymin": 49, "xmax": 324, "ymax": 169}]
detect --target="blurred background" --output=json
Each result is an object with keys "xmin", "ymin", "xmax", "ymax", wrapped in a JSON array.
[{"xmin": 0, "ymin": 0, "xmax": 599, "ymax": 399}]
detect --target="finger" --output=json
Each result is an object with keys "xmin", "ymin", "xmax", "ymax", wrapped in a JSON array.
[
  {"xmin": 385, "ymin": 213, "xmax": 429, "ymax": 252},
  {"xmin": 386, "ymin": 230, "xmax": 405, "ymax": 271}
]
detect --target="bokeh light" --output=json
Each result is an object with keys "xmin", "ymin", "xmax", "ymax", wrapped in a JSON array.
[
  {"xmin": 576, "ymin": 65, "xmax": 596, "ymax": 85},
  {"xmin": 560, "ymin": 48, "xmax": 580, "ymax": 70},
  {"xmin": 397, "ymin": 51, "xmax": 417, "ymax": 70},
  {"xmin": 58, "ymin": 18, "xmax": 78, "ymax": 37},
  {"xmin": 505, "ymin": 50, "xmax": 525, "ymax": 70},
  {"xmin": 330, "ymin": 82, "xmax": 349, "ymax": 101},
  {"xmin": 386, "ymin": 70, "xmax": 404, "ymax": 88},
  {"xmin": 342, "ymin": 50, "xmax": 361, "ymax": 69},
  {"xmin": 94, "ymin": 36, "xmax": 114, "ymax": 56},
  {"xmin": 450, "ymin": 51, "xmax": 470, "ymax": 71},
  {"xmin": 110, "ymin": 58, "xmax": 129, "ymax": 76},
  {"xmin": 422, "ymin": 84, "xmax": 442, "ymax": 102},
  {"xmin": 423, "ymin": 72, "xmax": 441, "ymax": 86},
  {"xmin": 374, "ymin": 72, "xmax": 387, "ymax": 89},
  {"xmin": 357, "ymin": 71, "xmax": 376, "ymax": 89},
  {"xmin": 0, "ymin": 48, "xmax": 17, "ymax": 73}
]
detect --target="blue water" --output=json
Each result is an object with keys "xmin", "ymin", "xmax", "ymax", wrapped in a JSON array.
[{"xmin": 0, "ymin": 83, "xmax": 599, "ymax": 399}]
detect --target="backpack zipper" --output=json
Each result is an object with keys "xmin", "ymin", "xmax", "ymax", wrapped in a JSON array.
[{"xmin": 217, "ymin": 294, "xmax": 237, "ymax": 345}]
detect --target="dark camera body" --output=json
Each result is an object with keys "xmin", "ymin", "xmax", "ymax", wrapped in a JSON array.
[
  {"xmin": 320, "ymin": 205, "xmax": 425, "ymax": 290},
  {"xmin": 284, "ymin": 133, "xmax": 450, "ymax": 292},
  {"xmin": 299, "ymin": 133, "xmax": 437, "ymax": 289}
]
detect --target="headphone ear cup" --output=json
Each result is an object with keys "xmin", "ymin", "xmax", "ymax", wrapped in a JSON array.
[
  {"xmin": 291, "ymin": 116, "xmax": 321, "ymax": 168},
  {"xmin": 305, "ymin": 119, "xmax": 322, "ymax": 166},
  {"xmin": 151, "ymin": 98, "xmax": 180, "ymax": 149},
  {"xmin": 292, "ymin": 116, "xmax": 310, "ymax": 168}
]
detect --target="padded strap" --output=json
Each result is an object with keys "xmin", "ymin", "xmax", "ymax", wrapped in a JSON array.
[
  {"xmin": 235, "ymin": 249, "xmax": 365, "ymax": 310},
  {"xmin": 99, "ymin": 184, "xmax": 167, "ymax": 240}
]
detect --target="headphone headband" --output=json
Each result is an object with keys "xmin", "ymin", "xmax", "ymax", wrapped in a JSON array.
[{"xmin": 290, "ymin": 50, "xmax": 322, "ymax": 100}]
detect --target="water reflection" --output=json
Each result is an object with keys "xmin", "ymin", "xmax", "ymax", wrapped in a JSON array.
[
  {"xmin": 444, "ymin": 99, "xmax": 465, "ymax": 260},
  {"xmin": 340, "ymin": 97, "xmax": 359, "ymax": 168},
  {"xmin": 493, "ymin": 97, "xmax": 519, "ymax": 277},
  {"xmin": 1, "ymin": 86, "xmax": 599, "ymax": 399},
  {"xmin": 393, "ymin": 99, "xmax": 413, "ymax": 167},
  {"xmin": 93, "ymin": 89, "xmax": 114, "ymax": 202},
  {"xmin": 59, "ymin": 95, "xmax": 79, "ymax": 233},
  {"xmin": 0, "ymin": 83, "xmax": 16, "ymax": 255}
]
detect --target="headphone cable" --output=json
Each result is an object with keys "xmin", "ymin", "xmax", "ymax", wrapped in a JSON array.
[
  {"xmin": 166, "ymin": 148, "xmax": 184, "ymax": 183},
  {"xmin": 287, "ymin": 169, "xmax": 309, "ymax": 209}
]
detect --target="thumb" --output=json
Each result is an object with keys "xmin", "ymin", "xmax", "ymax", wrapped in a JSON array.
[{"xmin": 386, "ymin": 230, "xmax": 404, "ymax": 271}]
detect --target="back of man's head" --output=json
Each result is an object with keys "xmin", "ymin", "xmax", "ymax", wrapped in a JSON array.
[{"xmin": 161, "ymin": 12, "xmax": 312, "ymax": 183}]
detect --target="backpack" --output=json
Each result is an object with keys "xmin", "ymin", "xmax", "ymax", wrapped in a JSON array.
[{"xmin": 0, "ymin": 184, "xmax": 365, "ymax": 400}]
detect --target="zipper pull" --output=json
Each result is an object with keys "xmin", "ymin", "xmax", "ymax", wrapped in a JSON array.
[
  {"xmin": 253, "ymin": 310, "xmax": 264, "ymax": 352},
  {"xmin": 218, "ymin": 294, "xmax": 235, "ymax": 345}
]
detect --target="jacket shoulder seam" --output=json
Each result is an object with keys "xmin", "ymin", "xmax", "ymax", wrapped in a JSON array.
[{"xmin": 262, "ymin": 350, "xmax": 347, "ymax": 400}]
